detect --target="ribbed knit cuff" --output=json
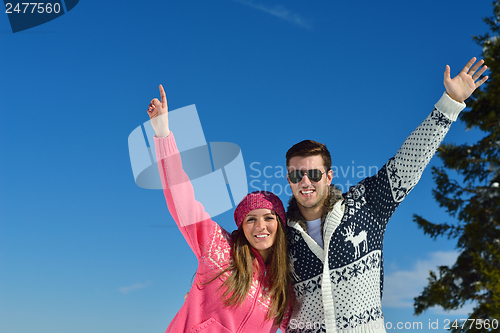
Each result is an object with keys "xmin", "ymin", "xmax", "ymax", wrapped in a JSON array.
[
  {"xmin": 435, "ymin": 92, "xmax": 466, "ymax": 122},
  {"xmin": 154, "ymin": 132, "xmax": 178, "ymax": 157}
]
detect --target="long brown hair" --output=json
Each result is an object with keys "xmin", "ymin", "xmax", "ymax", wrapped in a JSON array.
[{"xmin": 205, "ymin": 213, "xmax": 292, "ymax": 326}]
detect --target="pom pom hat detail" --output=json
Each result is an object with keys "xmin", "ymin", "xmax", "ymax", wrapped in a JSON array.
[{"xmin": 234, "ymin": 191, "xmax": 286, "ymax": 228}]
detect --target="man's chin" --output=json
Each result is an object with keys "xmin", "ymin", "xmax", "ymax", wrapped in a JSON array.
[{"xmin": 297, "ymin": 198, "xmax": 322, "ymax": 210}]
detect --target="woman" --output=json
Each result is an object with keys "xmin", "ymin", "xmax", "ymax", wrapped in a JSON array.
[{"xmin": 147, "ymin": 85, "xmax": 293, "ymax": 333}]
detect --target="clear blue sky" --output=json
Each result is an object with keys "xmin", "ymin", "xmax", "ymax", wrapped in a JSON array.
[{"xmin": 0, "ymin": 1, "xmax": 494, "ymax": 332}]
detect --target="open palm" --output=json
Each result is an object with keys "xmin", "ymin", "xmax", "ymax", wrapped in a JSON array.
[{"xmin": 444, "ymin": 57, "xmax": 488, "ymax": 103}]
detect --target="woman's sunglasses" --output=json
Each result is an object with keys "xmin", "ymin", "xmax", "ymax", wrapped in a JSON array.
[{"xmin": 288, "ymin": 169, "xmax": 326, "ymax": 184}]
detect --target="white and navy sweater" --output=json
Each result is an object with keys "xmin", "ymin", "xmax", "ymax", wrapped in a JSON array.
[{"xmin": 285, "ymin": 93, "xmax": 465, "ymax": 333}]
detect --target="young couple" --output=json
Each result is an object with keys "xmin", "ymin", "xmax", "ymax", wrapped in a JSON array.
[{"xmin": 146, "ymin": 58, "xmax": 488, "ymax": 333}]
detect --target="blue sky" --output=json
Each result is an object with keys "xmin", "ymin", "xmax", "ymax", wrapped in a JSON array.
[{"xmin": 0, "ymin": 1, "xmax": 495, "ymax": 332}]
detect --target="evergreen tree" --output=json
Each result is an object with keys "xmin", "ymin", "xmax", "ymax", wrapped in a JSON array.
[{"xmin": 412, "ymin": 1, "xmax": 500, "ymax": 331}]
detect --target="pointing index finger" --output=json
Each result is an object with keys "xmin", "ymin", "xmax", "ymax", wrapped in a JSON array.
[{"xmin": 159, "ymin": 84, "xmax": 168, "ymax": 109}]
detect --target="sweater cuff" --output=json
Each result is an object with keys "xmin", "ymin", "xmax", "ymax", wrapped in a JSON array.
[
  {"xmin": 434, "ymin": 92, "xmax": 466, "ymax": 122},
  {"xmin": 154, "ymin": 132, "xmax": 178, "ymax": 158}
]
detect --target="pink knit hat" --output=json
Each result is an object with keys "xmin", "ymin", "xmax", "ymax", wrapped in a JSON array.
[{"xmin": 234, "ymin": 191, "xmax": 286, "ymax": 228}]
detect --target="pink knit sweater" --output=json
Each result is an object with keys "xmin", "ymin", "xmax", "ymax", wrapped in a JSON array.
[{"xmin": 155, "ymin": 133, "xmax": 290, "ymax": 333}]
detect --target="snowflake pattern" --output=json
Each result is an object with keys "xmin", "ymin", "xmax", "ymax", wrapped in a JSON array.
[
  {"xmin": 202, "ymin": 224, "xmax": 273, "ymax": 311},
  {"xmin": 330, "ymin": 252, "xmax": 381, "ymax": 283},
  {"xmin": 201, "ymin": 223, "xmax": 232, "ymax": 273},
  {"xmin": 336, "ymin": 306, "xmax": 384, "ymax": 329},
  {"xmin": 386, "ymin": 159, "xmax": 400, "ymax": 185},
  {"xmin": 294, "ymin": 275, "xmax": 322, "ymax": 297},
  {"xmin": 386, "ymin": 158, "xmax": 411, "ymax": 201},
  {"xmin": 431, "ymin": 109, "xmax": 452, "ymax": 128},
  {"xmin": 285, "ymin": 105, "xmax": 458, "ymax": 332}
]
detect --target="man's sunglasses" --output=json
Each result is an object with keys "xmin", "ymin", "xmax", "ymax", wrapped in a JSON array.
[{"xmin": 288, "ymin": 169, "xmax": 326, "ymax": 184}]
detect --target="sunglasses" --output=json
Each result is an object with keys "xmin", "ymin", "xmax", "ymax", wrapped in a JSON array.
[{"xmin": 288, "ymin": 169, "xmax": 326, "ymax": 184}]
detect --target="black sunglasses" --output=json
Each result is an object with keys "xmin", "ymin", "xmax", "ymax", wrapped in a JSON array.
[{"xmin": 288, "ymin": 169, "xmax": 326, "ymax": 184}]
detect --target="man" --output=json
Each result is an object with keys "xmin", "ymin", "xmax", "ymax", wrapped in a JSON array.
[{"xmin": 284, "ymin": 58, "xmax": 488, "ymax": 333}]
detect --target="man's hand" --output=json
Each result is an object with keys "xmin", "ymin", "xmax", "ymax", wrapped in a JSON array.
[
  {"xmin": 444, "ymin": 57, "xmax": 489, "ymax": 103},
  {"xmin": 147, "ymin": 84, "xmax": 170, "ymax": 138}
]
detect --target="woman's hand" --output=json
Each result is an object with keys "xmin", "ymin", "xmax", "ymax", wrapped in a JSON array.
[
  {"xmin": 444, "ymin": 57, "xmax": 489, "ymax": 103},
  {"xmin": 147, "ymin": 84, "xmax": 170, "ymax": 138}
]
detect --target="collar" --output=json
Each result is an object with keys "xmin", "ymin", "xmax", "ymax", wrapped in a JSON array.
[{"xmin": 286, "ymin": 185, "xmax": 344, "ymax": 234}]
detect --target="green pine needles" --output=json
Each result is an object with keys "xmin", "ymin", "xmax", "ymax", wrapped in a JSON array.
[{"xmin": 412, "ymin": 2, "xmax": 500, "ymax": 332}]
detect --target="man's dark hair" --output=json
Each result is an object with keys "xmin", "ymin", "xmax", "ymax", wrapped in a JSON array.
[{"xmin": 286, "ymin": 140, "xmax": 332, "ymax": 172}]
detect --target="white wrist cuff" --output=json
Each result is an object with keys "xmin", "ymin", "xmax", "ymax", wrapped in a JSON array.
[{"xmin": 435, "ymin": 92, "xmax": 466, "ymax": 122}]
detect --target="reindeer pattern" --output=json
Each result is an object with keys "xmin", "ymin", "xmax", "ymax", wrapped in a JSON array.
[{"xmin": 341, "ymin": 225, "xmax": 368, "ymax": 259}]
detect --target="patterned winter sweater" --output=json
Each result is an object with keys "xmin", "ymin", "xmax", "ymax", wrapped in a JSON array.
[
  {"xmin": 285, "ymin": 93, "xmax": 465, "ymax": 333},
  {"xmin": 154, "ymin": 134, "xmax": 291, "ymax": 333}
]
